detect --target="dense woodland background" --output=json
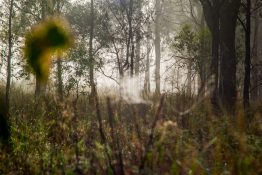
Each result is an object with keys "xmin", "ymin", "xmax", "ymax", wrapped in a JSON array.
[{"xmin": 0, "ymin": 0, "xmax": 262, "ymax": 174}]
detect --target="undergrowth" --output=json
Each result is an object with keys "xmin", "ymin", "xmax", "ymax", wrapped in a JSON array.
[{"xmin": 0, "ymin": 87, "xmax": 262, "ymax": 175}]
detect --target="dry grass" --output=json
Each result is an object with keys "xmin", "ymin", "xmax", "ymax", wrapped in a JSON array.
[{"xmin": 0, "ymin": 87, "xmax": 262, "ymax": 175}]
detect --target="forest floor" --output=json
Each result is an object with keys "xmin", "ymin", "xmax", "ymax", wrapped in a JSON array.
[{"xmin": 0, "ymin": 87, "xmax": 262, "ymax": 175}]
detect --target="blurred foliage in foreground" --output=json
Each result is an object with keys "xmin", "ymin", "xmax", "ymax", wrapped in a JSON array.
[
  {"xmin": 0, "ymin": 87, "xmax": 261, "ymax": 175},
  {"xmin": 24, "ymin": 16, "xmax": 73, "ymax": 82}
]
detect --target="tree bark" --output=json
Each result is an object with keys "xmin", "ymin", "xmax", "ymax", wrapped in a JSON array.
[
  {"xmin": 198, "ymin": 14, "xmax": 207, "ymax": 95},
  {"xmin": 200, "ymin": 0, "xmax": 241, "ymax": 113},
  {"xmin": 128, "ymin": 0, "xmax": 134, "ymax": 77},
  {"xmin": 135, "ymin": 1, "xmax": 142, "ymax": 76},
  {"xmin": 155, "ymin": 0, "xmax": 161, "ymax": 95},
  {"xmin": 57, "ymin": 59, "xmax": 63, "ymax": 100},
  {"xmin": 89, "ymin": 0, "xmax": 96, "ymax": 105},
  {"xmin": 135, "ymin": 32, "xmax": 141, "ymax": 76},
  {"xmin": 187, "ymin": 60, "xmax": 192, "ymax": 95},
  {"xmin": 199, "ymin": 0, "xmax": 220, "ymax": 108},
  {"xmin": 210, "ymin": 21, "xmax": 219, "ymax": 107},
  {"xmin": 219, "ymin": 0, "xmax": 240, "ymax": 112},
  {"xmin": 251, "ymin": 1, "xmax": 262, "ymax": 102},
  {"xmin": 144, "ymin": 34, "xmax": 151, "ymax": 94},
  {"xmin": 56, "ymin": 0, "xmax": 63, "ymax": 101},
  {"xmin": 243, "ymin": 0, "xmax": 251, "ymax": 109},
  {"xmin": 5, "ymin": 0, "xmax": 14, "ymax": 113}
]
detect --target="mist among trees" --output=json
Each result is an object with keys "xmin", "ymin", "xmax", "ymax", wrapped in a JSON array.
[{"xmin": 0, "ymin": 0, "xmax": 262, "ymax": 174}]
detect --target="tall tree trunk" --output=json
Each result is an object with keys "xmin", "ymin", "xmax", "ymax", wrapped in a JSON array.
[
  {"xmin": 35, "ymin": 0, "xmax": 47, "ymax": 99},
  {"xmin": 135, "ymin": 34, "xmax": 141, "ymax": 76},
  {"xmin": 55, "ymin": 0, "xmax": 64, "ymax": 101},
  {"xmin": 219, "ymin": 0, "xmax": 240, "ymax": 112},
  {"xmin": 155, "ymin": 0, "xmax": 161, "ymax": 95},
  {"xmin": 35, "ymin": 79, "xmax": 43, "ymax": 98},
  {"xmin": 135, "ymin": 1, "xmax": 142, "ymax": 76},
  {"xmin": 199, "ymin": 0, "xmax": 220, "ymax": 108},
  {"xmin": 187, "ymin": 61, "xmax": 192, "ymax": 95},
  {"xmin": 130, "ymin": 39, "xmax": 135, "ymax": 77},
  {"xmin": 128, "ymin": 0, "xmax": 134, "ymax": 77},
  {"xmin": 251, "ymin": 1, "xmax": 261, "ymax": 101},
  {"xmin": 176, "ymin": 66, "xmax": 180, "ymax": 92},
  {"xmin": 89, "ymin": 0, "xmax": 95, "ymax": 105},
  {"xmin": 57, "ymin": 59, "xmax": 63, "ymax": 100},
  {"xmin": 243, "ymin": 0, "xmax": 251, "ymax": 109},
  {"xmin": 5, "ymin": 0, "xmax": 14, "ymax": 113},
  {"xmin": 198, "ymin": 12, "xmax": 206, "ymax": 95},
  {"xmin": 210, "ymin": 20, "xmax": 220, "ymax": 108},
  {"xmin": 200, "ymin": 0, "xmax": 240, "ymax": 113},
  {"xmin": 144, "ymin": 35, "xmax": 151, "ymax": 94}
]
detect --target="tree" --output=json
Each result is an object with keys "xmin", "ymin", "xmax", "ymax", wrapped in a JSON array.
[
  {"xmin": 199, "ymin": 0, "xmax": 221, "ymax": 109},
  {"xmin": 35, "ymin": 0, "xmax": 48, "ymax": 98},
  {"xmin": 189, "ymin": 0, "xmax": 210, "ymax": 94},
  {"xmin": 171, "ymin": 24, "xmax": 211, "ymax": 95},
  {"xmin": 219, "ymin": 0, "xmax": 241, "ymax": 112},
  {"xmin": 89, "ymin": 0, "xmax": 95, "ymax": 104},
  {"xmin": 199, "ymin": 0, "xmax": 241, "ymax": 113},
  {"xmin": 250, "ymin": 0, "xmax": 262, "ymax": 102},
  {"xmin": 144, "ymin": 25, "xmax": 152, "ymax": 95},
  {"xmin": 65, "ymin": 1, "xmax": 112, "ymax": 101},
  {"xmin": 242, "ymin": 0, "xmax": 251, "ymax": 109},
  {"xmin": 102, "ymin": 0, "xmax": 150, "ymax": 92},
  {"xmin": 54, "ymin": 0, "xmax": 67, "ymax": 101},
  {"xmin": 154, "ymin": 0, "xmax": 161, "ymax": 95},
  {"xmin": 5, "ymin": 0, "xmax": 14, "ymax": 113},
  {"xmin": 135, "ymin": 1, "xmax": 142, "ymax": 76}
]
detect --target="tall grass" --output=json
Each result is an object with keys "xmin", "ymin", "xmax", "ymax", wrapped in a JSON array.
[{"xmin": 0, "ymin": 86, "xmax": 262, "ymax": 175}]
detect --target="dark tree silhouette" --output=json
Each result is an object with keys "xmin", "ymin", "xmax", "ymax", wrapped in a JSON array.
[{"xmin": 200, "ymin": 0, "xmax": 241, "ymax": 113}]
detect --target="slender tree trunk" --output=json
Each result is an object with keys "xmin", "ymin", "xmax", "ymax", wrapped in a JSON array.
[
  {"xmin": 243, "ymin": 0, "xmax": 251, "ymax": 109},
  {"xmin": 135, "ymin": 1, "xmax": 142, "ymax": 76},
  {"xmin": 55, "ymin": 0, "xmax": 64, "ymax": 101},
  {"xmin": 128, "ymin": 0, "xmax": 134, "ymax": 77},
  {"xmin": 135, "ymin": 35, "xmax": 141, "ymax": 76},
  {"xmin": 130, "ymin": 39, "xmax": 135, "ymax": 77},
  {"xmin": 5, "ymin": 0, "xmax": 14, "ymax": 113},
  {"xmin": 177, "ymin": 66, "xmax": 180, "ymax": 92},
  {"xmin": 119, "ymin": 48, "xmax": 124, "ymax": 99},
  {"xmin": 54, "ymin": 0, "xmax": 63, "ymax": 100},
  {"xmin": 124, "ymin": 0, "xmax": 134, "ymax": 76},
  {"xmin": 219, "ymin": 0, "xmax": 240, "ymax": 112},
  {"xmin": 35, "ymin": 77, "xmax": 44, "ymax": 99},
  {"xmin": 144, "ymin": 35, "xmax": 151, "ymax": 94},
  {"xmin": 251, "ymin": 1, "xmax": 261, "ymax": 101},
  {"xmin": 118, "ymin": 47, "xmax": 124, "ymax": 78},
  {"xmin": 35, "ymin": 0, "xmax": 47, "ymax": 99},
  {"xmin": 155, "ymin": 0, "xmax": 161, "ymax": 95},
  {"xmin": 199, "ymin": 0, "xmax": 220, "ymax": 111},
  {"xmin": 57, "ymin": 59, "xmax": 63, "ymax": 100},
  {"xmin": 198, "ymin": 12, "xmax": 206, "ymax": 95},
  {"xmin": 89, "ymin": 0, "xmax": 96, "ymax": 105},
  {"xmin": 35, "ymin": 79, "xmax": 42, "ymax": 98},
  {"xmin": 187, "ymin": 61, "xmax": 192, "ymax": 95}
]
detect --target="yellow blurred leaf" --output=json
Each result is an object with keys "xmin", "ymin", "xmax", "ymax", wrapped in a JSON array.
[{"xmin": 24, "ymin": 16, "xmax": 73, "ymax": 82}]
